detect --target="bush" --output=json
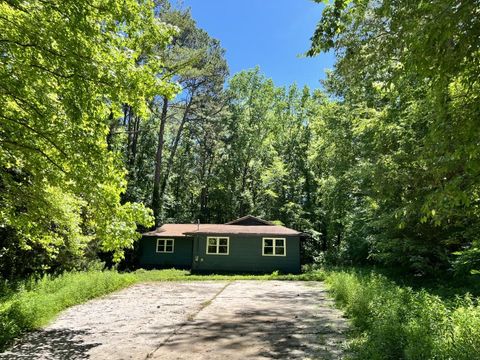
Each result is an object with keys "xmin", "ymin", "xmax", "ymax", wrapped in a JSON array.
[{"xmin": 325, "ymin": 270, "xmax": 480, "ymax": 359}]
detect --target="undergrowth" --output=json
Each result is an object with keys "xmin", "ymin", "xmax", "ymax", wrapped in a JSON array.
[
  {"xmin": 325, "ymin": 270, "xmax": 480, "ymax": 359},
  {"xmin": 0, "ymin": 271, "xmax": 136, "ymax": 349},
  {"xmin": 3, "ymin": 266, "xmax": 479, "ymax": 359}
]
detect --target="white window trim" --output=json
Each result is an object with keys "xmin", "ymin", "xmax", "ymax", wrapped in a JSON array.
[
  {"xmin": 156, "ymin": 238, "xmax": 174, "ymax": 253},
  {"xmin": 206, "ymin": 236, "xmax": 230, "ymax": 255},
  {"xmin": 262, "ymin": 237, "xmax": 286, "ymax": 257}
]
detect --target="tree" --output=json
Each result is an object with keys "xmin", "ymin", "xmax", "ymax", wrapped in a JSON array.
[
  {"xmin": 0, "ymin": 0, "xmax": 178, "ymax": 277},
  {"xmin": 149, "ymin": 5, "xmax": 228, "ymax": 225},
  {"xmin": 308, "ymin": 0, "xmax": 480, "ymax": 273}
]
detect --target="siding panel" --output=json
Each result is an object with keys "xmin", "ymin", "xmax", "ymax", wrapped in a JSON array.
[
  {"xmin": 139, "ymin": 236, "xmax": 193, "ymax": 269},
  {"xmin": 192, "ymin": 235, "xmax": 300, "ymax": 274}
]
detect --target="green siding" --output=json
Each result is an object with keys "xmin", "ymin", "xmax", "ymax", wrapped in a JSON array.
[
  {"xmin": 138, "ymin": 236, "xmax": 193, "ymax": 269},
  {"xmin": 192, "ymin": 234, "xmax": 300, "ymax": 274}
]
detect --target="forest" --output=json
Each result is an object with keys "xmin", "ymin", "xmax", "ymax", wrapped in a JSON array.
[
  {"xmin": 1, "ymin": 0, "xmax": 480, "ymax": 358},
  {"xmin": 2, "ymin": 0, "xmax": 479, "ymax": 278}
]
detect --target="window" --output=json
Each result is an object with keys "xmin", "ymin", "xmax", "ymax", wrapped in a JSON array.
[
  {"xmin": 262, "ymin": 238, "xmax": 286, "ymax": 256},
  {"xmin": 156, "ymin": 239, "xmax": 174, "ymax": 253},
  {"xmin": 206, "ymin": 237, "xmax": 229, "ymax": 255}
]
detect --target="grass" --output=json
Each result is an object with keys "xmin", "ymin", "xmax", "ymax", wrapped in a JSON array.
[
  {"xmin": 323, "ymin": 268, "xmax": 480, "ymax": 360},
  {"xmin": 3, "ymin": 266, "xmax": 478, "ymax": 359},
  {"xmin": 0, "ymin": 268, "xmax": 326, "ymax": 350},
  {"xmin": 132, "ymin": 268, "xmax": 325, "ymax": 282},
  {"xmin": 0, "ymin": 271, "xmax": 136, "ymax": 349}
]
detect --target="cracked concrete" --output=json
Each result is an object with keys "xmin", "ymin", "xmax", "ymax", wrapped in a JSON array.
[{"xmin": 0, "ymin": 281, "xmax": 347, "ymax": 359}]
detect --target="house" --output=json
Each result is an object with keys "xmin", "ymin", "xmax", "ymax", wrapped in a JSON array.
[{"xmin": 139, "ymin": 215, "xmax": 302, "ymax": 274}]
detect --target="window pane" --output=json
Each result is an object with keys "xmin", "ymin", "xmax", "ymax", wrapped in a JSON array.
[
  {"xmin": 157, "ymin": 240, "xmax": 165, "ymax": 252},
  {"xmin": 276, "ymin": 246, "xmax": 285, "ymax": 255},
  {"xmin": 275, "ymin": 239, "xmax": 285, "ymax": 247},
  {"xmin": 208, "ymin": 245, "xmax": 217, "ymax": 253},
  {"xmin": 165, "ymin": 245, "xmax": 173, "ymax": 252},
  {"xmin": 219, "ymin": 238, "xmax": 228, "ymax": 246},
  {"xmin": 264, "ymin": 246, "xmax": 273, "ymax": 255},
  {"xmin": 166, "ymin": 239, "xmax": 174, "ymax": 246},
  {"xmin": 218, "ymin": 245, "xmax": 228, "ymax": 254},
  {"xmin": 208, "ymin": 238, "xmax": 217, "ymax": 246},
  {"xmin": 264, "ymin": 239, "xmax": 273, "ymax": 246}
]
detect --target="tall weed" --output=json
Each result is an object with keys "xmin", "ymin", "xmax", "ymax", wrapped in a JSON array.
[
  {"xmin": 0, "ymin": 271, "xmax": 135, "ymax": 348},
  {"xmin": 325, "ymin": 270, "xmax": 480, "ymax": 359}
]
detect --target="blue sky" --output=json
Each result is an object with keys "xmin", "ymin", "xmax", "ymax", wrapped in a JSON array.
[{"xmin": 180, "ymin": 0, "xmax": 335, "ymax": 89}]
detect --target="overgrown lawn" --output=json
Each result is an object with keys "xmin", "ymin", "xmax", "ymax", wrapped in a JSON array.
[
  {"xmin": 3, "ymin": 267, "xmax": 478, "ymax": 359},
  {"xmin": 325, "ymin": 269, "xmax": 480, "ymax": 359},
  {"xmin": 0, "ymin": 268, "xmax": 325, "ymax": 350}
]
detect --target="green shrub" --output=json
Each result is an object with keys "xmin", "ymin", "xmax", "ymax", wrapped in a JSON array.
[
  {"xmin": 324, "ymin": 270, "xmax": 480, "ymax": 360},
  {"xmin": 443, "ymin": 296, "xmax": 480, "ymax": 360}
]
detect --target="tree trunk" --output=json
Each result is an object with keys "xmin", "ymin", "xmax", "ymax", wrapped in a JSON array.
[
  {"xmin": 198, "ymin": 132, "xmax": 208, "ymax": 222},
  {"xmin": 126, "ymin": 106, "xmax": 133, "ymax": 159},
  {"xmin": 106, "ymin": 109, "xmax": 117, "ymax": 151},
  {"xmin": 129, "ymin": 115, "xmax": 140, "ymax": 169},
  {"xmin": 152, "ymin": 96, "xmax": 169, "ymax": 225},
  {"xmin": 203, "ymin": 151, "xmax": 215, "ymax": 222},
  {"xmin": 239, "ymin": 160, "xmax": 249, "ymax": 215},
  {"xmin": 158, "ymin": 98, "xmax": 193, "ymax": 208}
]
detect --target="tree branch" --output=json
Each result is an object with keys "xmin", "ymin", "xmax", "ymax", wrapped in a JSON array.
[{"xmin": 0, "ymin": 139, "xmax": 66, "ymax": 173}]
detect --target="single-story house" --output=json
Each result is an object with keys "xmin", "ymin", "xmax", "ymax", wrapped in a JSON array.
[{"xmin": 139, "ymin": 215, "xmax": 302, "ymax": 274}]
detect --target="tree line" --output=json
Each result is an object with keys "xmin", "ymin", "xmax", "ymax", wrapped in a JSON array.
[
  {"xmin": 307, "ymin": 0, "xmax": 480, "ymax": 274},
  {"xmin": 1, "ymin": 0, "xmax": 478, "ymax": 279}
]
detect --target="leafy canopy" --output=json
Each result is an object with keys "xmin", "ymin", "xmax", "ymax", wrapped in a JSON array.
[{"xmin": 0, "ymin": 0, "xmax": 179, "ymax": 273}]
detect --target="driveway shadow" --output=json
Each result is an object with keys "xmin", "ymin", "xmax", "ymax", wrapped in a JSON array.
[
  {"xmin": 156, "ymin": 306, "xmax": 345, "ymax": 359},
  {"xmin": 0, "ymin": 328, "xmax": 101, "ymax": 359}
]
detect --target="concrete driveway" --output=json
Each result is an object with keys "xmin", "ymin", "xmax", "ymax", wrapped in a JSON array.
[{"xmin": 0, "ymin": 281, "xmax": 348, "ymax": 359}]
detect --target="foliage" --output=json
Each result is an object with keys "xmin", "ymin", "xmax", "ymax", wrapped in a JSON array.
[
  {"xmin": 113, "ymin": 61, "xmax": 323, "ymax": 232},
  {"xmin": 107, "ymin": 2, "xmax": 229, "ymax": 225},
  {"xmin": 2, "ymin": 0, "xmax": 480, "ymax": 308},
  {"xmin": 325, "ymin": 269, "xmax": 480, "ymax": 360},
  {"xmin": 308, "ymin": 0, "xmax": 480, "ymax": 273},
  {"xmin": 0, "ymin": 0, "xmax": 179, "ymax": 277}
]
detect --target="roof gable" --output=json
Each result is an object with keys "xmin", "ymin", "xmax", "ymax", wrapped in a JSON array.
[{"xmin": 225, "ymin": 215, "xmax": 273, "ymax": 226}]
